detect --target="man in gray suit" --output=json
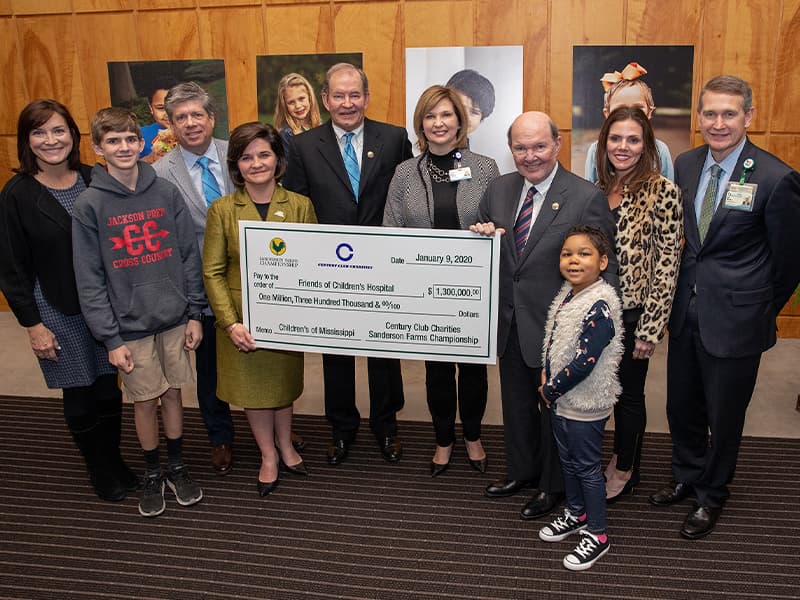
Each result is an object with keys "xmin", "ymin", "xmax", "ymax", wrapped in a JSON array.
[
  {"xmin": 650, "ymin": 75, "xmax": 800, "ymax": 539},
  {"xmin": 152, "ymin": 82, "xmax": 237, "ymax": 474},
  {"xmin": 472, "ymin": 111, "xmax": 617, "ymax": 520}
]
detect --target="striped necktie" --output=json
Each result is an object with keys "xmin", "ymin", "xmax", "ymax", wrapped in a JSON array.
[
  {"xmin": 514, "ymin": 186, "xmax": 536, "ymax": 256},
  {"xmin": 343, "ymin": 132, "xmax": 360, "ymax": 202},
  {"xmin": 196, "ymin": 156, "xmax": 221, "ymax": 207},
  {"xmin": 698, "ymin": 164, "xmax": 722, "ymax": 242}
]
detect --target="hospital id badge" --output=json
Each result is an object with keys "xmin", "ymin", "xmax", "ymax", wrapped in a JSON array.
[
  {"xmin": 449, "ymin": 167, "xmax": 472, "ymax": 181},
  {"xmin": 724, "ymin": 182, "xmax": 757, "ymax": 212}
]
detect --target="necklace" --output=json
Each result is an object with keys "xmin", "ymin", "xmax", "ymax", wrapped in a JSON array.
[{"xmin": 427, "ymin": 155, "xmax": 451, "ymax": 183}]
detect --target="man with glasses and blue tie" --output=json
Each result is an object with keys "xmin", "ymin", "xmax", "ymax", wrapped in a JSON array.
[
  {"xmin": 471, "ymin": 111, "xmax": 617, "ymax": 521},
  {"xmin": 650, "ymin": 75, "xmax": 800, "ymax": 540},
  {"xmin": 283, "ymin": 63, "xmax": 412, "ymax": 466},
  {"xmin": 153, "ymin": 82, "xmax": 237, "ymax": 476}
]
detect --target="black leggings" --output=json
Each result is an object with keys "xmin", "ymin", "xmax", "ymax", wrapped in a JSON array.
[{"xmin": 62, "ymin": 373, "xmax": 121, "ymax": 423}]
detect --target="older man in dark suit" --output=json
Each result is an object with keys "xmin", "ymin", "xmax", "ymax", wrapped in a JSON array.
[
  {"xmin": 282, "ymin": 63, "xmax": 412, "ymax": 465},
  {"xmin": 650, "ymin": 75, "xmax": 800, "ymax": 539},
  {"xmin": 471, "ymin": 111, "xmax": 617, "ymax": 520}
]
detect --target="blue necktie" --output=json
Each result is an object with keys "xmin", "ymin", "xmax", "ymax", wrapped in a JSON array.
[
  {"xmin": 514, "ymin": 186, "xmax": 536, "ymax": 256},
  {"xmin": 343, "ymin": 132, "xmax": 360, "ymax": 202},
  {"xmin": 196, "ymin": 156, "xmax": 221, "ymax": 207}
]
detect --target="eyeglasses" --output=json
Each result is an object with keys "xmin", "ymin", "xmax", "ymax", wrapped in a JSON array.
[{"xmin": 510, "ymin": 142, "xmax": 554, "ymax": 158}]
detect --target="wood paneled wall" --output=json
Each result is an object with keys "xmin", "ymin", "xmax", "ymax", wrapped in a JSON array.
[{"xmin": 1, "ymin": 0, "xmax": 799, "ymax": 333}]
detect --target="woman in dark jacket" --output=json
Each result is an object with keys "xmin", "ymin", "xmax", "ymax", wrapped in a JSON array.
[{"xmin": 0, "ymin": 99, "xmax": 139, "ymax": 501}]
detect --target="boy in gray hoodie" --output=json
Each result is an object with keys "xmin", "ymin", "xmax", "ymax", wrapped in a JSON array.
[{"xmin": 73, "ymin": 107, "xmax": 205, "ymax": 517}]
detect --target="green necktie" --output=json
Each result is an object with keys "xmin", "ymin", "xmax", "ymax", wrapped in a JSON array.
[{"xmin": 698, "ymin": 164, "xmax": 722, "ymax": 242}]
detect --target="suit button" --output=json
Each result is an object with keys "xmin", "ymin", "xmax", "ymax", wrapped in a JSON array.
[{"xmin": 513, "ymin": 275, "xmax": 520, "ymax": 282}]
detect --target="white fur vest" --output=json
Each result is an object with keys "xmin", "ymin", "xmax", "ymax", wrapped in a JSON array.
[{"xmin": 542, "ymin": 279, "xmax": 624, "ymax": 416}]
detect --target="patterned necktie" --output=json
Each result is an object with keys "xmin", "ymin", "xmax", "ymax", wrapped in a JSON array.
[
  {"xmin": 343, "ymin": 132, "xmax": 360, "ymax": 202},
  {"xmin": 698, "ymin": 163, "xmax": 722, "ymax": 242},
  {"xmin": 196, "ymin": 156, "xmax": 221, "ymax": 207},
  {"xmin": 514, "ymin": 186, "xmax": 536, "ymax": 256}
]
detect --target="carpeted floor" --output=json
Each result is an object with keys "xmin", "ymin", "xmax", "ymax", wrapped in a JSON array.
[{"xmin": 0, "ymin": 396, "xmax": 797, "ymax": 600}]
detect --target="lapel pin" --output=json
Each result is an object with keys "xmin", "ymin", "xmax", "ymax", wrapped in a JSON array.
[
  {"xmin": 367, "ymin": 151, "xmax": 375, "ymax": 159},
  {"xmin": 743, "ymin": 158, "xmax": 755, "ymax": 169},
  {"xmin": 274, "ymin": 210, "xmax": 285, "ymax": 219},
  {"xmin": 551, "ymin": 202, "xmax": 559, "ymax": 211}
]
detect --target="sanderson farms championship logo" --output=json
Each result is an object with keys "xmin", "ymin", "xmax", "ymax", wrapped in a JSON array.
[{"xmin": 269, "ymin": 237, "xmax": 286, "ymax": 255}]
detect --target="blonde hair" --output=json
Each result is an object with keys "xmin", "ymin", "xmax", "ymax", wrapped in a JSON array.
[
  {"xmin": 413, "ymin": 85, "xmax": 469, "ymax": 153},
  {"xmin": 274, "ymin": 73, "xmax": 321, "ymax": 134}
]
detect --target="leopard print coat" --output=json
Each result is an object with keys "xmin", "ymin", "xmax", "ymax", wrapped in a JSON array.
[{"xmin": 614, "ymin": 175, "xmax": 684, "ymax": 344}]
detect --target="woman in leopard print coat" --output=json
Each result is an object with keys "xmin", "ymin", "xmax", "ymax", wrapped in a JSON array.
[{"xmin": 594, "ymin": 106, "xmax": 684, "ymax": 501}]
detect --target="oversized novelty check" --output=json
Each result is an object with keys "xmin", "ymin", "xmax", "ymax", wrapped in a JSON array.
[{"xmin": 239, "ymin": 221, "xmax": 500, "ymax": 363}]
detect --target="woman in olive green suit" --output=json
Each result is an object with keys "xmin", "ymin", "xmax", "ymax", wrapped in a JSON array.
[{"xmin": 203, "ymin": 122, "xmax": 317, "ymax": 496}]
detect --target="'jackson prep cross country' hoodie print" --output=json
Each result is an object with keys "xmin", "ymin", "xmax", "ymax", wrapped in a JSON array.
[{"xmin": 72, "ymin": 161, "xmax": 206, "ymax": 351}]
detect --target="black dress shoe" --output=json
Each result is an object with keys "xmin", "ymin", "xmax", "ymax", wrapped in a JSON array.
[
  {"xmin": 257, "ymin": 479, "xmax": 279, "ymax": 497},
  {"xmin": 281, "ymin": 459, "xmax": 309, "ymax": 476},
  {"xmin": 520, "ymin": 491, "xmax": 565, "ymax": 520},
  {"xmin": 649, "ymin": 482, "xmax": 693, "ymax": 506},
  {"xmin": 327, "ymin": 439, "xmax": 349, "ymax": 466},
  {"xmin": 379, "ymin": 436, "xmax": 402, "ymax": 462},
  {"xmin": 680, "ymin": 504, "xmax": 722, "ymax": 539},
  {"xmin": 485, "ymin": 479, "xmax": 533, "ymax": 498}
]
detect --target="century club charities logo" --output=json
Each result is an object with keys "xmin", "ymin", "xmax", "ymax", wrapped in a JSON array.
[
  {"xmin": 317, "ymin": 241, "xmax": 373, "ymax": 271},
  {"xmin": 270, "ymin": 237, "xmax": 287, "ymax": 255}
]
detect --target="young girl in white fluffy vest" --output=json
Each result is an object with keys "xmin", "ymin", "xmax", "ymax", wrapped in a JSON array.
[{"xmin": 537, "ymin": 225, "xmax": 623, "ymax": 571}]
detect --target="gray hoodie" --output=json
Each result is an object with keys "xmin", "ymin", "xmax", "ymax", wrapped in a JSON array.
[{"xmin": 72, "ymin": 161, "xmax": 205, "ymax": 351}]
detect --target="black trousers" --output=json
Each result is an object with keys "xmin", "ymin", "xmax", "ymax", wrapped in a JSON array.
[
  {"xmin": 323, "ymin": 354, "xmax": 404, "ymax": 443},
  {"xmin": 424, "ymin": 361, "xmax": 487, "ymax": 446},
  {"xmin": 195, "ymin": 315, "xmax": 234, "ymax": 446},
  {"xmin": 612, "ymin": 311, "xmax": 650, "ymax": 483},
  {"xmin": 498, "ymin": 321, "xmax": 563, "ymax": 493},
  {"xmin": 666, "ymin": 296, "xmax": 761, "ymax": 507}
]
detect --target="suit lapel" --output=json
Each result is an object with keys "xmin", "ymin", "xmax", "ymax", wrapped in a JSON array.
[
  {"xmin": 682, "ymin": 148, "xmax": 706, "ymax": 253},
  {"xmin": 316, "ymin": 122, "xmax": 354, "ymax": 197},
  {"xmin": 359, "ymin": 118, "xmax": 382, "ymax": 196},
  {"xmin": 167, "ymin": 149, "xmax": 208, "ymax": 216},
  {"xmin": 518, "ymin": 166, "xmax": 562, "ymax": 263}
]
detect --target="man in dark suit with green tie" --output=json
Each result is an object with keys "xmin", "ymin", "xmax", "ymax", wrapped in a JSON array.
[{"xmin": 650, "ymin": 75, "xmax": 800, "ymax": 539}]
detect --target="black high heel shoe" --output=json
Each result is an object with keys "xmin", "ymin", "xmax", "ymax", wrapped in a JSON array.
[
  {"xmin": 606, "ymin": 480, "xmax": 635, "ymax": 504},
  {"xmin": 464, "ymin": 438, "xmax": 487, "ymax": 473},
  {"xmin": 430, "ymin": 459, "xmax": 451, "ymax": 477},
  {"xmin": 430, "ymin": 444, "xmax": 453, "ymax": 477},
  {"xmin": 257, "ymin": 479, "xmax": 279, "ymax": 496},
  {"xmin": 281, "ymin": 459, "xmax": 309, "ymax": 476},
  {"xmin": 468, "ymin": 455, "xmax": 488, "ymax": 473}
]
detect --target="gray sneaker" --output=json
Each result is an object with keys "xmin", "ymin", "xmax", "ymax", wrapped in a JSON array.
[
  {"xmin": 166, "ymin": 464, "xmax": 203, "ymax": 506},
  {"xmin": 138, "ymin": 471, "xmax": 165, "ymax": 518}
]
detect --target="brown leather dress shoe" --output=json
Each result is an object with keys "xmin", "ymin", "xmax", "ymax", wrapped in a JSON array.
[
  {"xmin": 211, "ymin": 444, "xmax": 233, "ymax": 475},
  {"xmin": 680, "ymin": 504, "xmax": 722, "ymax": 539},
  {"xmin": 649, "ymin": 482, "xmax": 693, "ymax": 506}
]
